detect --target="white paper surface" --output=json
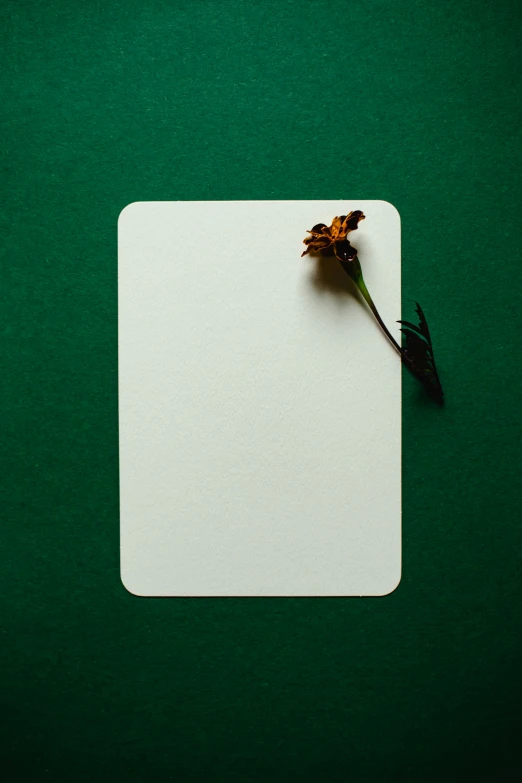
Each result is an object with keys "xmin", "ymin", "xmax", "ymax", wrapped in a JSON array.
[{"xmin": 118, "ymin": 200, "xmax": 401, "ymax": 596}]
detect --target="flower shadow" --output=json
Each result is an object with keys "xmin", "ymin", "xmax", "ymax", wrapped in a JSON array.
[{"xmin": 308, "ymin": 253, "xmax": 361, "ymax": 303}]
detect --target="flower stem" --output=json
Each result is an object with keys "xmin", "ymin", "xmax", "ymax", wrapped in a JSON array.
[
  {"xmin": 339, "ymin": 258, "xmax": 402, "ymax": 357},
  {"xmin": 341, "ymin": 258, "xmax": 443, "ymax": 403},
  {"xmin": 356, "ymin": 275, "xmax": 402, "ymax": 355}
]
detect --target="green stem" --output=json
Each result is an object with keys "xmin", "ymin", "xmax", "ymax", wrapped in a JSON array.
[
  {"xmin": 340, "ymin": 258, "xmax": 402, "ymax": 357},
  {"xmin": 356, "ymin": 276, "xmax": 402, "ymax": 355},
  {"xmin": 338, "ymin": 255, "xmax": 443, "ymax": 405}
]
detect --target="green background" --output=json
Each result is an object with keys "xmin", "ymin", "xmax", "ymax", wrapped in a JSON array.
[{"xmin": 2, "ymin": 0, "xmax": 521, "ymax": 780}]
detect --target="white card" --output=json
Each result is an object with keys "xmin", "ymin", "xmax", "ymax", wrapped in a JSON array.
[{"xmin": 119, "ymin": 201, "xmax": 401, "ymax": 596}]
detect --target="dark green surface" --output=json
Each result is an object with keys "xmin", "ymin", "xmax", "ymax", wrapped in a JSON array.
[{"xmin": 2, "ymin": 1, "xmax": 522, "ymax": 780}]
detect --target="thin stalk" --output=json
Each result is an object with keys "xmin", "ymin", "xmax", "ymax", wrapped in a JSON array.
[
  {"xmin": 339, "ymin": 257, "xmax": 403, "ymax": 358},
  {"xmin": 356, "ymin": 274, "xmax": 402, "ymax": 355},
  {"xmin": 343, "ymin": 259, "xmax": 443, "ymax": 404}
]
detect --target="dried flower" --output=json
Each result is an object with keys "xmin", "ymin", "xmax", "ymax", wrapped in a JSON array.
[
  {"xmin": 302, "ymin": 211, "xmax": 365, "ymax": 262},
  {"xmin": 302, "ymin": 209, "xmax": 444, "ymax": 405}
]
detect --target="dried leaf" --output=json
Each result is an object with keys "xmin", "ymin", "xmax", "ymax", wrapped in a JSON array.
[{"xmin": 398, "ymin": 303, "xmax": 444, "ymax": 404}]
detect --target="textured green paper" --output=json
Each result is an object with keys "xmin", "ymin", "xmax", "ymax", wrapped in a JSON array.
[{"xmin": 2, "ymin": 0, "xmax": 522, "ymax": 781}]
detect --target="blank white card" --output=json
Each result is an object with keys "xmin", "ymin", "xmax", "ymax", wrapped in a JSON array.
[{"xmin": 119, "ymin": 201, "xmax": 401, "ymax": 596}]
